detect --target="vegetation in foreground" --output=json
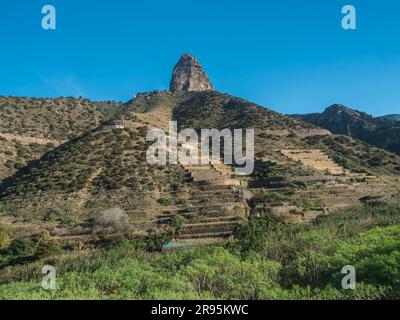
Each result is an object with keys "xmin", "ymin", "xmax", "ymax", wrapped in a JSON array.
[{"xmin": 0, "ymin": 204, "xmax": 399, "ymax": 300}]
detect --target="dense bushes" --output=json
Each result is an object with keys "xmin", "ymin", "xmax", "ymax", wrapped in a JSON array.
[
  {"xmin": 282, "ymin": 226, "xmax": 400, "ymax": 291},
  {"xmin": 7, "ymin": 238, "xmax": 36, "ymax": 257},
  {"xmin": 0, "ymin": 233, "xmax": 61, "ymax": 269},
  {"xmin": 0, "ymin": 224, "xmax": 10, "ymax": 250},
  {"xmin": 233, "ymin": 204, "xmax": 400, "ymax": 298},
  {"xmin": 0, "ymin": 234, "xmax": 397, "ymax": 299},
  {"xmin": 0, "ymin": 244, "xmax": 281, "ymax": 299},
  {"xmin": 0, "ymin": 204, "xmax": 399, "ymax": 299}
]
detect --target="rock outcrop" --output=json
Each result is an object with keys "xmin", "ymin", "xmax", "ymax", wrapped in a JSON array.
[{"xmin": 170, "ymin": 54, "xmax": 213, "ymax": 93}]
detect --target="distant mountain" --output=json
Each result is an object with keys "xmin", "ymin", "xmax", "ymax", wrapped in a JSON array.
[
  {"xmin": 294, "ymin": 104, "xmax": 400, "ymax": 155},
  {"xmin": 380, "ymin": 114, "xmax": 400, "ymax": 121},
  {"xmin": 1, "ymin": 55, "xmax": 400, "ymax": 241}
]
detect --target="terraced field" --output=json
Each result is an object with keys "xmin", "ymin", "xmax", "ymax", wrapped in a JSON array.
[{"xmin": 158, "ymin": 160, "xmax": 247, "ymax": 246}]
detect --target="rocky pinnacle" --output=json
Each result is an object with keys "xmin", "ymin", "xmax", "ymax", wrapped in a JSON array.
[{"xmin": 169, "ymin": 54, "xmax": 213, "ymax": 93}]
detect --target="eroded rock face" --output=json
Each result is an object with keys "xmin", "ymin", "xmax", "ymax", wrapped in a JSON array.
[{"xmin": 170, "ymin": 54, "xmax": 213, "ymax": 93}]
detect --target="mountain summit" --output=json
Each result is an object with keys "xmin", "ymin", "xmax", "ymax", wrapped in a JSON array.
[
  {"xmin": 295, "ymin": 104, "xmax": 400, "ymax": 155},
  {"xmin": 169, "ymin": 54, "xmax": 213, "ymax": 92}
]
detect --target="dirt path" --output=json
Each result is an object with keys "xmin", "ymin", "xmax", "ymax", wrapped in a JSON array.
[
  {"xmin": 74, "ymin": 167, "xmax": 103, "ymax": 210},
  {"xmin": 0, "ymin": 133, "xmax": 64, "ymax": 146}
]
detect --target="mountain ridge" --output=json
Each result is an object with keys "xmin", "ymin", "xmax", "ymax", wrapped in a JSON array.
[
  {"xmin": 2, "ymin": 91, "xmax": 400, "ymax": 224},
  {"xmin": 293, "ymin": 104, "xmax": 400, "ymax": 155},
  {"xmin": 381, "ymin": 114, "xmax": 400, "ymax": 121}
]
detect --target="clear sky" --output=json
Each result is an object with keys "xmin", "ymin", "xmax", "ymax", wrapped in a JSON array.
[{"xmin": 0, "ymin": 0, "xmax": 399, "ymax": 116}]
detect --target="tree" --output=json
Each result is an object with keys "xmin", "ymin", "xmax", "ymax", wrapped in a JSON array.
[
  {"xmin": 7, "ymin": 238, "xmax": 36, "ymax": 257},
  {"xmin": 35, "ymin": 240, "xmax": 60, "ymax": 258},
  {"xmin": 95, "ymin": 208, "xmax": 129, "ymax": 228}
]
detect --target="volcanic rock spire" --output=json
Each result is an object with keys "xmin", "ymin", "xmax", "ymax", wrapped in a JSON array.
[{"xmin": 169, "ymin": 54, "xmax": 213, "ymax": 93}]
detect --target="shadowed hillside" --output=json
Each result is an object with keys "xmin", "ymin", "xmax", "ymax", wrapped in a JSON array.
[{"xmin": 0, "ymin": 96, "xmax": 123, "ymax": 182}]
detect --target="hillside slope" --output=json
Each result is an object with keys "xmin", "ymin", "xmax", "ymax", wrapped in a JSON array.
[
  {"xmin": 0, "ymin": 96, "xmax": 122, "ymax": 182},
  {"xmin": 381, "ymin": 114, "xmax": 400, "ymax": 121},
  {"xmin": 295, "ymin": 104, "xmax": 400, "ymax": 155},
  {"xmin": 0, "ymin": 112, "xmax": 187, "ymax": 226},
  {"xmin": 1, "ymin": 91, "xmax": 399, "ymax": 239}
]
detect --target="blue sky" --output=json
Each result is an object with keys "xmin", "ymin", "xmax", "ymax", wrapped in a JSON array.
[{"xmin": 0, "ymin": 0, "xmax": 399, "ymax": 116}]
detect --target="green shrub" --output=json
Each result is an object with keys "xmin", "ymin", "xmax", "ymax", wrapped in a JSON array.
[
  {"xmin": 7, "ymin": 238, "xmax": 36, "ymax": 257},
  {"xmin": 169, "ymin": 215, "xmax": 185, "ymax": 235},
  {"xmin": 35, "ymin": 241, "xmax": 61, "ymax": 258},
  {"xmin": 0, "ymin": 224, "xmax": 10, "ymax": 250},
  {"xmin": 43, "ymin": 210, "xmax": 59, "ymax": 222},
  {"xmin": 158, "ymin": 198, "xmax": 174, "ymax": 206}
]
